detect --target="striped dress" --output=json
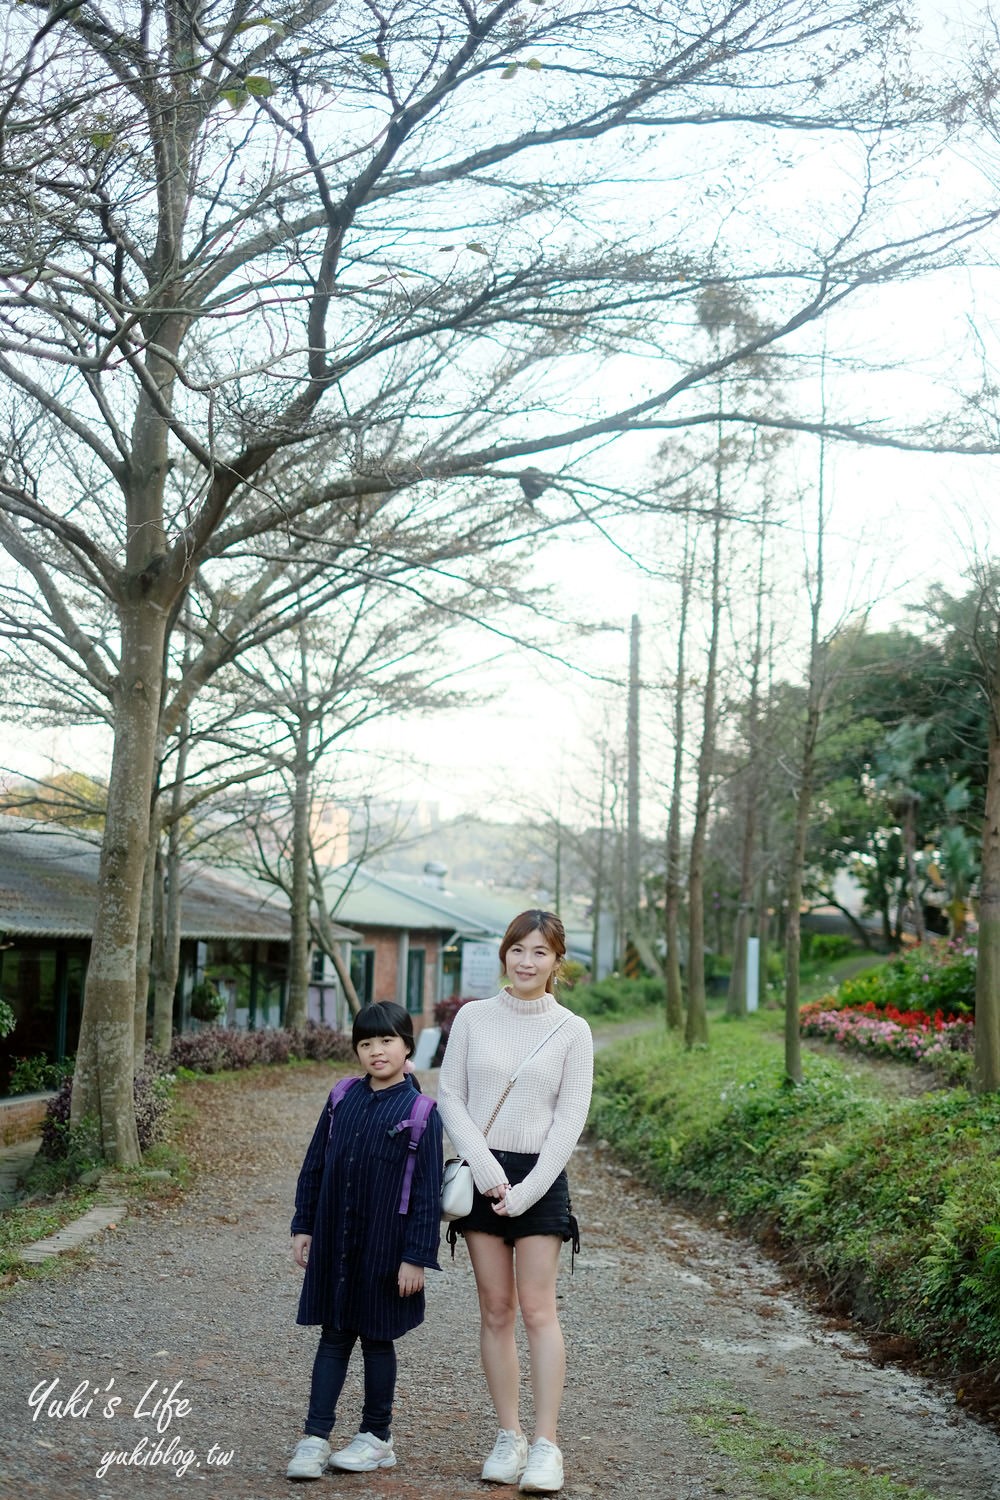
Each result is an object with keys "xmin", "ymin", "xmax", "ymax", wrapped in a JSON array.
[{"xmin": 291, "ymin": 1074, "xmax": 443, "ymax": 1339}]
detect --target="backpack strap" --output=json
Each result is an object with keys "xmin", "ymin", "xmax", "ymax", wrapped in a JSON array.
[
  {"xmin": 392, "ymin": 1093, "xmax": 437, "ymax": 1214},
  {"xmin": 327, "ymin": 1076, "xmax": 361, "ymax": 1139}
]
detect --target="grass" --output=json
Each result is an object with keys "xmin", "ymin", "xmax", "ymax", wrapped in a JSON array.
[
  {"xmin": 590, "ymin": 1012, "xmax": 1000, "ymax": 1379},
  {"xmin": 687, "ymin": 1391, "xmax": 939, "ymax": 1500}
]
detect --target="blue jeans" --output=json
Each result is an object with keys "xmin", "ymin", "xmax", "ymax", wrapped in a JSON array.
[{"xmin": 304, "ymin": 1327, "xmax": 396, "ymax": 1441}]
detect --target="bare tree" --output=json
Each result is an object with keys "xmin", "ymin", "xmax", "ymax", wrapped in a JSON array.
[
  {"xmin": 684, "ymin": 495, "xmax": 724, "ymax": 1048},
  {"xmin": 1, "ymin": 0, "xmax": 992, "ymax": 1159},
  {"xmin": 663, "ymin": 519, "xmax": 695, "ymax": 1029}
]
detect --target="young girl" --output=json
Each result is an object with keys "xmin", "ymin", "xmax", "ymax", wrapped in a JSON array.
[
  {"xmin": 437, "ymin": 911, "xmax": 593, "ymax": 1495},
  {"xmin": 286, "ymin": 1001, "xmax": 443, "ymax": 1481}
]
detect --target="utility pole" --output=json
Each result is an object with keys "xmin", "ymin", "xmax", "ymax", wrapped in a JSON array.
[{"xmin": 625, "ymin": 614, "xmax": 641, "ymax": 977}]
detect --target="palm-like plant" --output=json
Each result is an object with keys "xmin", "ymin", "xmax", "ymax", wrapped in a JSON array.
[{"xmin": 873, "ymin": 721, "xmax": 932, "ymax": 944}]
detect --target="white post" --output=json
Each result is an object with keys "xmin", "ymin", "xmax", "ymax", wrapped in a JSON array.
[
  {"xmin": 746, "ymin": 936, "xmax": 760, "ymax": 1013},
  {"xmin": 397, "ymin": 930, "xmax": 410, "ymax": 1007}
]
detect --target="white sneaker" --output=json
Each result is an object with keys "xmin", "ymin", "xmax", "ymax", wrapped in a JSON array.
[
  {"xmin": 520, "ymin": 1437, "xmax": 563, "ymax": 1493},
  {"xmin": 328, "ymin": 1430, "xmax": 397, "ymax": 1471},
  {"xmin": 482, "ymin": 1427, "xmax": 529, "ymax": 1483},
  {"xmin": 286, "ymin": 1436, "xmax": 332, "ymax": 1480}
]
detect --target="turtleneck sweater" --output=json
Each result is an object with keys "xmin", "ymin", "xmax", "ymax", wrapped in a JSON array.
[{"xmin": 437, "ymin": 989, "xmax": 593, "ymax": 1217}]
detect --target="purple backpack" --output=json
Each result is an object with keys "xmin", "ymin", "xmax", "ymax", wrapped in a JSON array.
[{"xmin": 327, "ymin": 1077, "xmax": 436, "ymax": 1214}]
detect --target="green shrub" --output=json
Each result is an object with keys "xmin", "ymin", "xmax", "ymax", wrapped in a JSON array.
[
  {"xmin": 564, "ymin": 976, "xmax": 664, "ymax": 1020},
  {"xmin": 590, "ymin": 1021, "xmax": 1000, "ymax": 1376},
  {"xmin": 835, "ymin": 941, "xmax": 975, "ymax": 1018},
  {"xmin": 803, "ymin": 933, "xmax": 856, "ymax": 962}
]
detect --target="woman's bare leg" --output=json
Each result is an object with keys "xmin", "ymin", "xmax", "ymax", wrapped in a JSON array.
[
  {"xmin": 466, "ymin": 1232, "xmax": 522, "ymax": 1432},
  {"xmin": 513, "ymin": 1235, "xmax": 564, "ymax": 1443}
]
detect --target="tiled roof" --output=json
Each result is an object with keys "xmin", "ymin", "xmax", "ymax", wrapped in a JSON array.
[
  {"xmin": 0, "ymin": 818, "xmax": 357, "ymax": 944},
  {"xmin": 322, "ymin": 866, "xmax": 591, "ymax": 960}
]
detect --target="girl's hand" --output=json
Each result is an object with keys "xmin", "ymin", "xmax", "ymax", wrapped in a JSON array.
[
  {"xmin": 398, "ymin": 1261, "xmax": 425, "ymax": 1296},
  {"xmin": 291, "ymin": 1233, "xmax": 312, "ymax": 1269}
]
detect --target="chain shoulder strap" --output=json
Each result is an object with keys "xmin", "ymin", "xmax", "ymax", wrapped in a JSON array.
[{"xmin": 482, "ymin": 1012, "xmax": 571, "ymax": 1142}]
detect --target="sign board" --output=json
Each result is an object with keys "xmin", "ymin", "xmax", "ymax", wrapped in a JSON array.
[{"xmin": 460, "ymin": 940, "xmax": 500, "ymax": 998}]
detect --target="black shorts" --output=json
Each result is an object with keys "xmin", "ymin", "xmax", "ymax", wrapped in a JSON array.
[{"xmin": 447, "ymin": 1150, "xmax": 580, "ymax": 1255}]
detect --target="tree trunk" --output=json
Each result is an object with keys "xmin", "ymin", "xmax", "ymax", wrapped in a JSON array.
[
  {"xmin": 783, "ymin": 696, "xmax": 820, "ymax": 1087},
  {"xmin": 286, "ymin": 726, "xmax": 313, "ymax": 1030},
  {"xmin": 71, "ymin": 602, "xmax": 166, "ymax": 1163},
  {"xmin": 685, "ymin": 504, "xmax": 722, "ymax": 1049},
  {"xmin": 756, "ymin": 862, "xmax": 770, "ymax": 992},
  {"xmin": 784, "ymin": 369, "xmax": 831, "ymax": 1086},
  {"xmin": 975, "ymin": 644, "xmax": 1000, "ymax": 1093},
  {"xmin": 151, "ymin": 709, "xmax": 189, "ymax": 1053},
  {"xmin": 309, "ymin": 853, "xmax": 362, "ymax": 1021},
  {"xmin": 134, "ymin": 832, "xmax": 157, "ymax": 1068},
  {"xmin": 591, "ymin": 758, "xmax": 606, "ymax": 984},
  {"xmin": 329, "ymin": 944, "xmax": 361, "ymax": 1019},
  {"xmin": 152, "ymin": 820, "xmax": 184, "ymax": 1053}
]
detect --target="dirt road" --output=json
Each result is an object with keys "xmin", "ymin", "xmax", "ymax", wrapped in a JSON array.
[{"xmin": 1, "ymin": 1062, "xmax": 996, "ymax": 1500}]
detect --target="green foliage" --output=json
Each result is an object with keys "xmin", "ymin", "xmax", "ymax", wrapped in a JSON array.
[
  {"xmin": 558, "ymin": 959, "xmax": 587, "ymax": 990},
  {"xmin": 0, "ymin": 996, "xmax": 14, "ymax": 1039},
  {"xmin": 802, "ymin": 933, "xmax": 856, "ymax": 962},
  {"xmin": 7, "ymin": 1054, "xmax": 72, "ymax": 1095},
  {"xmin": 837, "ymin": 942, "xmax": 975, "ymax": 1017},
  {"xmin": 590, "ymin": 1020, "xmax": 1000, "ymax": 1374},
  {"xmin": 563, "ymin": 976, "xmax": 663, "ymax": 1020}
]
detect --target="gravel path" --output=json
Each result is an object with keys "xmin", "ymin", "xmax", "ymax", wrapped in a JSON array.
[{"xmin": 1, "ymin": 1061, "xmax": 997, "ymax": 1500}]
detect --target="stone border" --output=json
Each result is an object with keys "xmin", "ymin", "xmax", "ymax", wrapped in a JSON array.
[{"xmin": 18, "ymin": 1199, "xmax": 128, "ymax": 1264}]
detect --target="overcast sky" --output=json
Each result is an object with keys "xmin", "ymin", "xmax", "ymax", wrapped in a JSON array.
[{"xmin": 3, "ymin": 0, "xmax": 999, "ymax": 834}]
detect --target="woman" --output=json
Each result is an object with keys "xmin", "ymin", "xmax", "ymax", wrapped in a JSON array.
[{"xmin": 437, "ymin": 910, "xmax": 593, "ymax": 1495}]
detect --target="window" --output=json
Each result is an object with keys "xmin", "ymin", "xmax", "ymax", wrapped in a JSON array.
[
  {"xmin": 406, "ymin": 949, "xmax": 426, "ymax": 1015},
  {"xmin": 350, "ymin": 949, "xmax": 375, "ymax": 1006},
  {"xmin": 310, "ymin": 948, "xmax": 325, "ymax": 983}
]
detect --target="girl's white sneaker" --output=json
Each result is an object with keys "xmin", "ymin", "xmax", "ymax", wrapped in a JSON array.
[
  {"xmin": 328, "ymin": 1431, "xmax": 397, "ymax": 1471},
  {"xmin": 286, "ymin": 1436, "xmax": 332, "ymax": 1480}
]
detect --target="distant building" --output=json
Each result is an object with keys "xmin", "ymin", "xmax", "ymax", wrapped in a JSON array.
[
  {"xmin": 0, "ymin": 819, "xmax": 356, "ymax": 1094},
  {"xmin": 312, "ymin": 862, "xmax": 600, "ymax": 1026},
  {"xmin": 0, "ymin": 822, "xmax": 607, "ymax": 1095}
]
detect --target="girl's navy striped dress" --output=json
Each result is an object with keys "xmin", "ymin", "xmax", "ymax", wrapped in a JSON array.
[{"xmin": 291, "ymin": 1074, "xmax": 443, "ymax": 1339}]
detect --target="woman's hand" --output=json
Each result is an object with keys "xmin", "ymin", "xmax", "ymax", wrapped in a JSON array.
[
  {"xmin": 291, "ymin": 1233, "xmax": 312, "ymax": 1269},
  {"xmin": 489, "ymin": 1181, "xmax": 511, "ymax": 1216},
  {"xmin": 398, "ymin": 1261, "xmax": 425, "ymax": 1296}
]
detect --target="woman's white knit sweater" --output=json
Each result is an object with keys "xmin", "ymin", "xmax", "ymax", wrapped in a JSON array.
[{"xmin": 437, "ymin": 989, "xmax": 594, "ymax": 1217}]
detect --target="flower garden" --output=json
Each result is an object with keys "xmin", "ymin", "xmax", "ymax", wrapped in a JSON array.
[{"xmin": 800, "ymin": 939, "xmax": 977, "ymax": 1080}]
